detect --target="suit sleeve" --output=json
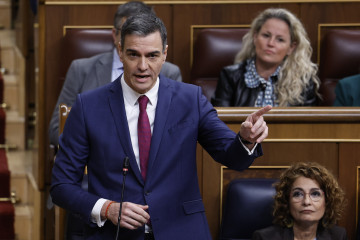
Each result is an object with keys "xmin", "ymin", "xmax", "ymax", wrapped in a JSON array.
[
  {"xmin": 50, "ymin": 95, "xmax": 99, "ymax": 225},
  {"xmin": 169, "ymin": 64, "xmax": 182, "ymax": 82},
  {"xmin": 333, "ymin": 80, "xmax": 347, "ymax": 106},
  {"xmin": 161, "ymin": 62, "xmax": 183, "ymax": 82},
  {"xmin": 197, "ymin": 87, "xmax": 262, "ymax": 171},
  {"xmin": 48, "ymin": 60, "xmax": 84, "ymax": 146}
]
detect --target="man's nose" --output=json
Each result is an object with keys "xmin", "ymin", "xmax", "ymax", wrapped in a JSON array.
[{"xmin": 138, "ymin": 57, "xmax": 148, "ymax": 70}]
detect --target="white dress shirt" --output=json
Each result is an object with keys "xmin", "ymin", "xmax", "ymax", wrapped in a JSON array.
[
  {"xmin": 111, "ymin": 48, "xmax": 124, "ymax": 82},
  {"xmin": 91, "ymin": 75, "xmax": 159, "ymax": 227},
  {"xmin": 90, "ymin": 74, "xmax": 255, "ymax": 227}
]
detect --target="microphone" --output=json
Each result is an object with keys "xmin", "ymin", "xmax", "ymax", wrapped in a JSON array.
[{"xmin": 115, "ymin": 157, "xmax": 130, "ymax": 240}]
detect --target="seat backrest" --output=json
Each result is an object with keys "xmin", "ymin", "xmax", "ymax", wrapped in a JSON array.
[
  {"xmin": 191, "ymin": 28, "xmax": 249, "ymax": 101},
  {"xmin": 0, "ymin": 70, "xmax": 4, "ymax": 104},
  {"xmin": 60, "ymin": 28, "xmax": 114, "ymax": 83},
  {"xmin": 0, "ymin": 73, "xmax": 5, "ymax": 144},
  {"xmin": 59, "ymin": 103, "xmax": 71, "ymax": 135},
  {"xmin": 318, "ymin": 29, "xmax": 360, "ymax": 106},
  {"xmin": 220, "ymin": 178, "xmax": 277, "ymax": 240}
]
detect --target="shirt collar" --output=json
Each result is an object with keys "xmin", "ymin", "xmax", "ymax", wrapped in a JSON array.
[
  {"xmin": 113, "ymin": 48, "xmax": 123, "ymax": 70},
  {"xmin": 120, "ymin": 75, "xmax": 159, "ymax": 108},
  {"xmin": 244, "ymin": 58, "xmax": 281, "ymax": 88}
]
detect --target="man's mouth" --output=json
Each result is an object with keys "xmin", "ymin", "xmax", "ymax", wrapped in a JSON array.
[{"xmin": 135, "ymin": 74, "xmax": 150, "ymax": 81}]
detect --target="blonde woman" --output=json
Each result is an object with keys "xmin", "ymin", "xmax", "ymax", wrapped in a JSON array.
[{"xmin": 212, "ymin": 8, "xmax": 321, "ymax": 107}]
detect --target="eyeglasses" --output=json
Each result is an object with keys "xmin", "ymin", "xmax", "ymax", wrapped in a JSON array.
[{"xmin": 291, "ymin": 189, "xmax": 324, "ymax": 202}]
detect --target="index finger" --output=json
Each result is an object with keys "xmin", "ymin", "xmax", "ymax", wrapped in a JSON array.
[{"xmin": 253, "ymin": 105, "xmax": 272, "ymax": 118}]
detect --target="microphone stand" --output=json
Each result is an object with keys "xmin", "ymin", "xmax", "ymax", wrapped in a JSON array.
[{"xmin": 115, "ymin": 157, "xmax": 130, "ymax": 240}]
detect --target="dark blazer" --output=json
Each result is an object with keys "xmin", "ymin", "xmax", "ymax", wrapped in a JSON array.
[
  {"xmin": 212, "ymin": 62, "xmax": 318, "ymax": 107},
  {"xmin": 252, "ymin": 225, "xmax": 348, "ymax": 240},
  {"xmin": 333, "ymin": 74, "xmax": 360, "ymax": 106},
  {"xmin": 50, "ymin": 76, "xmax": 263, "ymax": 240},
  {"xmin": 49, "ymin": 50, "xmax": 182, "ymax": 145}
]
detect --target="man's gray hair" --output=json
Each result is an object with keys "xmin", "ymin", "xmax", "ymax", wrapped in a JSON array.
[{"xmin": 121, "ymin": 13, "xmax": 167, "ymax": 52}]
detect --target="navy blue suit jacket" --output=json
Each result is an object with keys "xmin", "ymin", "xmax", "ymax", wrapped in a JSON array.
[{"xmin": 50, "ymin": 76, "xmax": 263, "ymax": 240}]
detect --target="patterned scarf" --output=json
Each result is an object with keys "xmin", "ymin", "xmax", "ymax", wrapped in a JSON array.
[{"xmin": 244, "ymin": 58, "xmax": 280, "ymax": 107}]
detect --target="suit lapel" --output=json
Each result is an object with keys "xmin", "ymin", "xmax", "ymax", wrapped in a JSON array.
[
  {"xmin": 108, "ymin": 80, "xmax": 144, "ymax": 184},
  {"xmin": 96, "ymin": 52, "xmax": 113, "ymax": 87},
  {"xmin": 146, "ymin": 77, "xmax": 173, "ymax": 182}
]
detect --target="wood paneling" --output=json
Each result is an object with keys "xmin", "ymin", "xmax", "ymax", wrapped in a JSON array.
[
  {"xmin": 199, "ymin": 108, "xmax": 360, "ymax": 239},
  {"xmin": 338, "ymin": 143, "xmax": 360, "ymax": 239},
  {"xmin": 38, "ymin": 1, "xmax": 360, "ymax": 239}
]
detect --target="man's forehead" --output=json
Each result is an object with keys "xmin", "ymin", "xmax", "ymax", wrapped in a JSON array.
[{"xmin": 123, "ymin": 32, "xmax": 163, "ymax": 49}]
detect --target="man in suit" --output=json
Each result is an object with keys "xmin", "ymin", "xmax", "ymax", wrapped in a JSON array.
[
  {"xmin": 333, "ymin": 73, "xmax": 360, "ymax": 106},
  {"xmin": 51, "ymin": 13, "xmax": 271, "ymax": 240},
  {"xmin": 48, "ymin": 1, "xmax": 182, "ymax": 146}
]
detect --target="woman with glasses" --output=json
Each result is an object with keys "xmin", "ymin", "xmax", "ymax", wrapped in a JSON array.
[{"xmin": 252, "ymin": 162, "xmax": 347, "ymax": 240}]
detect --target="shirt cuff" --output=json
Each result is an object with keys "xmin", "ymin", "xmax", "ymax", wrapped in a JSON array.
[
  {"xmin": 91, "ymin": 198, "xmax": 108, "ymax": 227},
  {"xmin": 238, "ymin": 135, "xmax": 258, "ymax": 155}
]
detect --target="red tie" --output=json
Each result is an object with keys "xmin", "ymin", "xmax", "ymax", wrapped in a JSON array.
[{"xmin": 138, "ymin": 95, "xmax": 151, "ymax": 181}]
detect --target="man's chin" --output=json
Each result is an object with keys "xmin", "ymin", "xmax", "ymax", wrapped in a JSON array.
[{"xmin": 133, "ymin": 83, "xmax": 152, "ymax": 94}]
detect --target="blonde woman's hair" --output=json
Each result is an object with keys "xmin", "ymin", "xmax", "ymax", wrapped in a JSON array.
[{"xmin": 235, "ymin": 8, "xmax": 320, "ymax": 106}]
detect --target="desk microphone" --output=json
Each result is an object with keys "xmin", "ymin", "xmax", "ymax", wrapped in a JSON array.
[{"xmin": 115, "ymin": 157, "xmax": 130, "ymax": 240}]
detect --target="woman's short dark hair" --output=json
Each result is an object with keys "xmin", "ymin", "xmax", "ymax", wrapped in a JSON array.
[{"xmin": 273, "ymin": 162, "xmax": 346, "ymax": 229}]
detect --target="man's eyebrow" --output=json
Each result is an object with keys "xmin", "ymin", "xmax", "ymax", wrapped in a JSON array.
[
  {"xmin": 125, "ymin": 49, "xmax": 138, "ymax": 53},
  {"xmin": 125, "ymin": 49, "xmax": 161, "ymax": 55},
  {"xmin": 147, "ymin": 50, "xmax": 161, "ymax": 55}
]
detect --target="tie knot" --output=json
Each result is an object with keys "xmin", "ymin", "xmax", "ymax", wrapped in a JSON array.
[{"xmin": 138, "ymin": 95, "xmax": 149, "ymax": 111}]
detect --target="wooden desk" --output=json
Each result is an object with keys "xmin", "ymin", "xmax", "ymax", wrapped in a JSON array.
[{"xmin": 198, "ymin": 107, "xmax": 360, "ymax": 240}]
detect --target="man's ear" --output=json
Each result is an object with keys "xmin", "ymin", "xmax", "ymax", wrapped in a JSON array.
[
  {"xmin": 118, "ymin": 42, "xmax": 123, "ymax": 62},
  {"xmin": 163, "ymin": 45, "xmax": 168, "ymax": 63},
  {"xmin": 111, "ymin": 28, "xmax": 118, "ymax": 45}
]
